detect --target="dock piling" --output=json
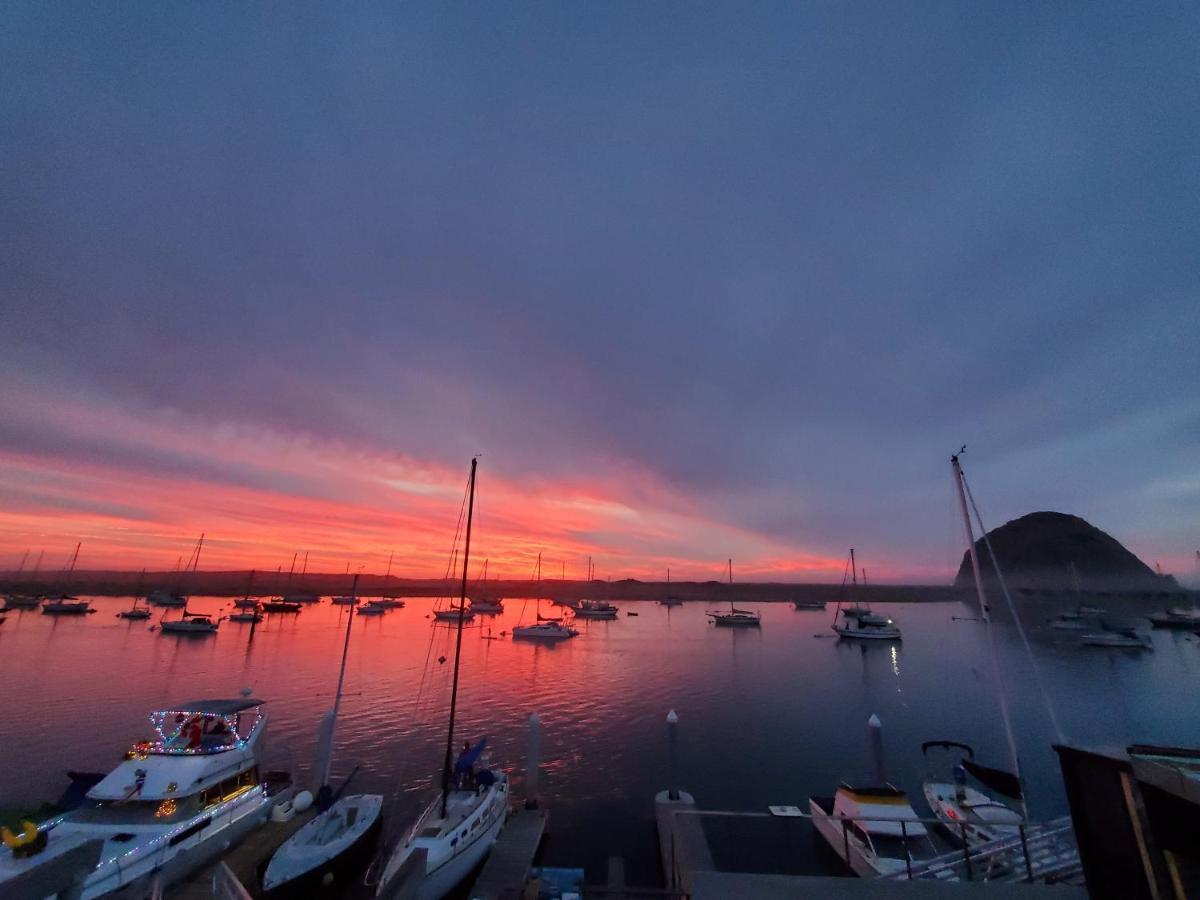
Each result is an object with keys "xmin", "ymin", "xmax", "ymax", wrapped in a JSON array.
[{"xmin": 526, "ymin": 711, "xmax": 541, "ymax": 810}]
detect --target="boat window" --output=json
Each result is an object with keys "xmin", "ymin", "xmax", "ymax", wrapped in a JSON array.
[
  {"xmin": 201, "ymin": 770, "xmax": 257, "ymax": 808},
  {"xmin": 74, "ymin": 797, "xmax": 197, "ymax": 825}
]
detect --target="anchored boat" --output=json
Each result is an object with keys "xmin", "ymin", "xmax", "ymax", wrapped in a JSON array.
[
  {"xmin": 160, "ymin": 610, "xmax": 220, "ymax": 635},
  {"xmin": 921, "ymin": 741, "xmax": 1023, "ymax": 847},
  {"xmin": 574, "ymin": 599, "xmax": 618, "ymax": 619},
  {"xmin": 707, "ymin": 560, "xmax": 761, "ymax": 627}
]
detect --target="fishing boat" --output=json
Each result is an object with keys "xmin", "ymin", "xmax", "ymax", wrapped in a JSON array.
[
  {"xmin": 161, "ymin": 610, "xmax": 220, "ymax": 635},
  {"xmin": 357, "ymin": 600, "xmax": 388, "ymax": 616},
  {"xmin": 262, "ymin": 599, "xmax": 302, "ymax": 613},
  {"xmin": 831, "ymin": 550, "xmax": 899, "ymax": 640},
  {"xmin": 707, "ymin": 560, "xmax": 761, "ymax": 627},
  {"xmin": 469, "ymin": 597, "xmax": 503, "ymax": 614},
  {"xmin": 377, "ymin": 459, "xmax": 510, "ymax": 899},
  {"xmin": 810, "ymin": 784, "xmax": 936, "ymax": 877},
  {"xmin": 263, "ymin": 576, "xmax": 383, "ymax": 897},
  {"xmin": 920, "ymin": 741, "xmax": 1023, "ymax": 847},
  {"xmin": 0, "ymin": 698, "xmax": 293, "ymax": 899},
  {"xmin": 42, "ymin": 595, "xmax": 93, "ymax": 615},
  {"xmin": 574, "ymin": 599, "xmax": 618, "ymax": 619}
]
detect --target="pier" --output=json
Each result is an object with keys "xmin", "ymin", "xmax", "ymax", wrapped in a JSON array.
[{"xmin": 468, "ymin": 807, "xmax": 548, "ymax": 899}]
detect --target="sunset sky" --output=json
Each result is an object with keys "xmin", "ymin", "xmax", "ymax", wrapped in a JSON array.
[{"xmin": 2, "ymin": 4, "xmax": 1197, "ymax": 583}]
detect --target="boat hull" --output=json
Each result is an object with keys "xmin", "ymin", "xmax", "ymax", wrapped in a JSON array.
[
  {"xmin": 833, "ymin": 626, "xmax": 901, "ymax": 640},
  {"xmin": 809, "ymin": 798, "xmax": 888, "ymax": 878},
  {"xmin": 262, "ymin": 798, "xmax": 382, "ymax": 898}
]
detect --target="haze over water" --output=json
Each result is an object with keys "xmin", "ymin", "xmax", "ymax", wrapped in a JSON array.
[{"xmin": 3, "ymin": 596, "xmax": 1198, "ymax": 885}]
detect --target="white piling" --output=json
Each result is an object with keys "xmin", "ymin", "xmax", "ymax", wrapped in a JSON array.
[
  {"xmin": 667, "ymin": 709, "xmax": 679, "ymax": 801},
  {"xmin": 525, "ymin": 712, "xmax": 541, "ymax": 810},
  {"xmin": 867, "ymin": 713, "xmax": 887, "ymax": 785}
]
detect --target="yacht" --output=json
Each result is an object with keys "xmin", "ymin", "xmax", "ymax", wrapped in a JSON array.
[
  {"xmin": 42, "ymin": 596, "xmax": 93, "ymax": 615},
  {"xmin": 262, "ymin": 599, "xmax": 302, "ymax": 613},
  {"xmin": 357, "ymin": 600, "xmax": 388, "ymax": 616},
  {"xmin": 373, "ymin": 597, "xmax": 406, "ymax": 609},
  {"xmin": 148, "ymin": 590, "xmax": 187, "ymax": 607},
  {"xmin": 160, "ymin": 611, "xmax": 220, "ymax": 634},
  {"xmin": 573, "ymin": 599, "xmax": 618, "ymax": 619},
  {"xmin": 793, "ymin": 599, "xmax": 827, "ymax": 610},
  {"xmin": 0, "ymin": 699, "xmax": 291, "ymax": 899},
  {"xmin": 810, "ymin": 784, "xmax": 936, "ymax": 877},
  {"xmin": 833, "ymin": 609, "xmax": 901, "ymax": 640},
  {"xmin": 331, "ymin": 595, "xmax": 358, "ymax": 605},
  {"xmin": 228, "ymin": 606, "xmax": 263, "ymax": 623},
  {"xmin": 433, "ymin": 604, "xmax": 475, "ymax": 622},
  {"xmin": 512, "ymin": 619, "xmax": 579, "ymax": 641},
  {"xmin": 707, "ymin": 560, "xmax": 761, "ymax": 626},
  {"xmin": 2, "ymin": 594, "xmax": 43, "ymax": 610}
]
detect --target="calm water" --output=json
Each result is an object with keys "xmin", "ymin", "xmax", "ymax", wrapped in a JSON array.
[{"xmin": 3, "ymin": 596, "xmax": 1199, "ymax": 886}]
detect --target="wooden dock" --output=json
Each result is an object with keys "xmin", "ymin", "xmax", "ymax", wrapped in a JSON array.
[
  {"xmin": 170, "ymin": 809, "xmax": 315, "ymax": 900},
  {"xmin": 468, "ymin": 807, "xmax": 548, "ymax": 899}
]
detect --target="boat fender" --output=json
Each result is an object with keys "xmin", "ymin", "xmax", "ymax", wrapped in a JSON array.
[
  {"xmin": 293, "ymin": 790, "xmax": 314, "ymax": 813},
  {"xmin": 271, "ymin": 800, "xmax": 296, "ymax": 823},
  {"xmin": 1, "ymin": 821, "xmax": 37, "ymax": 849}
]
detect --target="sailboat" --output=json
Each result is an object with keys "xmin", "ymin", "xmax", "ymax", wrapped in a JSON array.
[
  {"xmin": 377, "ymin": 459, "xmax": 510, "ymax": 899},
  {"xmin": 831, "ymin": 550, "xmax": 899, "ymax": 640},
  {"xmin": 263, "ymin": 575, "xmax": 383, "ymax": 896},
  {"xmin": 574, "ymin": 599, "xmax": 619, "ymax": 619},
  {"xmin": 706, "ymin": 560, "xmax": 760, "ymax": 626},
  {"xmin": 41, "ymin": 544, "xmax": 93, "ymax": 615},
  {"xmin": 160, "ymin": 608, "xmax": 220, "ymax": 634},
  {"xmin": 659, "ymin": 567, "xmax": 683, "ymax": 606},
  {"xmin": 513, "ymin": 555, "xmax": 579, "ymax": 639},
  {"xmin": 469, "ymin": 560, "xmax": 504, "ymax": 613},
  {"xmin": 923, "ymin": 450, "xmax": 1027, "ymax": 839},
  {"xmin": 117, "ymin": 570, "xmax": 152, "ymax": 620},
  {"xmin": 229, "ymin": 572, "xmax": 264, "ymax": 622}
]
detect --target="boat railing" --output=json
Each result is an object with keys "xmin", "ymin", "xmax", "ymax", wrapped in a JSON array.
[{"xmin": 672, "ymin": 807, "xmax": 1081, "ymax": 885}]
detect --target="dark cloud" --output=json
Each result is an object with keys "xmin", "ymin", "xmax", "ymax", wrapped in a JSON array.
[{"xmin": 2, "ymin": 3, "xmax": 1197, "ymax": 576}]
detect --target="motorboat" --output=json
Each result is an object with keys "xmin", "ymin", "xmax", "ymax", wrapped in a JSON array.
[
  {"xmin": 284, "ymin": 594, "xmax": 321, "ymax": 604},
  {"xmin": 920, "ymin": 741, "xmax": 1023, "ymax": 847},
  {"xmin": 42, "ymin": 596, "xmax": 93, "ymax": 615},
  {"xmin": 1049, "ymin": 614, "xmax": 1089, "ymax": 631},
  {"xmin": 377, "ymin": 459, "xmax": 510, "ymax": 899},
  {"xmin": 373, "ymin": 597, "xmax": 406, "ymax": 609},
  {"xmin": 833, "ymin": 610, "xmax": 901, "ymax": 640},
  {"xmin": 148, "ymin": 590, "xmax": 187, "ymax": 607},
  {"xmin": 0, "ymin": 699, "xmax": 292, "ymax": 899},
  {"xmin": 161, "ymin": 611, "xmax": 220, "ymax": 635},
  {"xmin": 262, "ymin": 599, "xmax": 302, "ymax": 613},
  {"xmin": 468, "ymin": 597, "xmax": 503, "ymax": 614},
  {"xmin": 1149, "ymin": 608, "xmax": 1200, "ymax": 630},
  {"xmin": 357, "ymin": 601, "xmax": 388, "ymax": 616},
  {"xmin": 512, "ymin": 620, "xmax": 579, "ymax": 641},
  {"xmin": 228, "ymin": 607, "xmax": 263, "ymax": 623},
  {"xmin": 2, "ymin": 594, "xmax": 43, "ymax": 610},
  {"xmin": 233, "ymin": 597, "xmax": 261, "ymax": 609},
  {"xmin": 658, "ymin": 597, "xmax": 684, "ymax": 607},
  {"xmin": 793, "ymin": 600, "xmax": 827, "ymax": 610},
  {"xmin": 263, "ymin": 794, "xmax": 382, "ymax": 896},
  {"xmin": 810, "ymin": 784, "xmax": 936, "ymax": 877},
  {"xmin": 331, "ymin": 596, "xmax": 358, "ymax": 605},
  {"xmin": 574, "ymin": 599, "xmax": 618, "ymax": 619},
  {"xmin": 433, "ymin": 605, "xmax": 475, "ymax": 621},
  {"xmin": 707, "ymin": 559, "xmax": 761, "ymax": 626}
]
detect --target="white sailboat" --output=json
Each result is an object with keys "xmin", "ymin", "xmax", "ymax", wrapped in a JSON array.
[
  {"xmin": 377, "ymin": 459, "xmax": 510, "ymax": 899},
  {"xmin": 117, "ymin": 570, "xmax": 152, "ymax": 620},
  {"xmin": 660, "ymin": 567, "xmax": 683, "ymax": 606},
  {"xmin": 706, "ymin": 559, "xmax": 761, "ymax": 626},
  {"xmin": 160, "ymin": 609, "xmax": 220, "ymax": 634},
  {"xmin": 831, "ymin": 551, "xmax": 898, "ymax": 640},
  {"xmin": 574, "ymin": 599, "xmax": 619, "ymax": 619},
  {"xmin": 263, "ymin": 575, "xmax": 383, "ymax": 896}
]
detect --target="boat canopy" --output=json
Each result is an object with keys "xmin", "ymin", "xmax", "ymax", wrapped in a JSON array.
[
  {"xmin": 179, "ymin": 698, "xmax": 264, "ymax": 714},
  {"xmin": 833, "ymin": 786, "xmax": 928, "ymax": 837},
  {"xmin": 961, "ymin": 759, "xmax": 1023, "ymax": 799}
]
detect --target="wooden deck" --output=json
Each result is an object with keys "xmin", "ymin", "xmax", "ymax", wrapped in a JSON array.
[
  {"xmin": 467, "ymin": 807, "xmax": 548, "ymax": 899},
  {"xmin": 170, "ymin": 809, "xmax": 315, "ymax": 900}
]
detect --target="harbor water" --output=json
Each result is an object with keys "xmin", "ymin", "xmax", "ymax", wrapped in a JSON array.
[{"xmin": 2, "ymin": 596, "xmax": 1198, "ymax": 886}]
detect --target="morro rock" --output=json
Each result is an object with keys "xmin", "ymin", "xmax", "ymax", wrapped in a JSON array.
[{"xmin": 954, "ymin": 511, "xmax": 1173, "ymax": 593}]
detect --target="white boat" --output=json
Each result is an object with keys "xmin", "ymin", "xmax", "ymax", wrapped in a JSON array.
[
  {"xmin": 469, "ymin": 597, "xmax": 504, "ymax": 614},
  {"xmin": 512, "ymin": 619, "xmax": 579, "ymax": 640},
  {"xmin": 42, "ymin": 595, "xmax": 93, "ymax": 615},
  {"xmin": 161, "ymin": 611, "xmax": 220, "ymax": 634},
  {"xmin": 377, "ymin": 459, "xmax": 510, "ymax": 899},
  {"xmin": 574, "ymin": 599, "xmax": 618, "ymax": 619},
  {"xmin": 830, "ymin": 550, "xmax": 898, "ymax": 639},
  {"xmin": 810, "ymin": 785, "xmax": 936, "ymax": 877},
  {"xmin": 264, "ymin": 576, "xmax": 383, "ymax": 896},
  {"xmin": 707, "ymin": 559, "xmax": 761, "ymax": 626},
  {"xmin": 0, "ymin": 698, "xmax": 292, "ymax": 899},
  {"xmin": 920, "ymin": 741, "xmax": 1023, "ymax": 847},
  {"xmin": 263, "ymin": 794, "xmax": 382, "ymax": 895},
  {"xmin": 1081, "ymin": 628, "xmax": 1153, "ymax": 650}
]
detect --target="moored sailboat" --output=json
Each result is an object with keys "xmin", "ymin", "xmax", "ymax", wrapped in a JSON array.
[
  {"xmin": 707, "ymin": 559, "xmax": 761, "ymax": 626},
  {"xmin": 376, "ymin": 459, "xmax": 510, "ymax": 899},
  {"xmin": 831, "ymin": 550, "xmax": 899, "ymax": 640}
]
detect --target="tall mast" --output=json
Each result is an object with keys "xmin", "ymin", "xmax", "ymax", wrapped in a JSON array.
[
  {"xmin": 951, "ymin": 448, "xmax": 1026, "ymax": 819},
  {"xmin": 386, "ymin": 551, "xmax": 394, "ymax": 579},
  {"xmin": 850, "ymin": 548, "xmax": 857, "ymax": 586},
  {"xmin": 15, "ymin": 549, "xmax": 29, "ymax": 576},
  {"xmin": 321, "ymin": 573, "xmax": 359, "ymax": 791},
  {"xmin": 728, "ymin": 558, "xmax": 733, "ymax": 612},
  {"xmin": 441, "ymin": 458, "xmax": 478, "ymax": 819}
]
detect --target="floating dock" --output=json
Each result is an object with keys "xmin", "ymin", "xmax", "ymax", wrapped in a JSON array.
[{"xmin": 468, "ymin": 807, "xmax": 548, "ymax": 899}]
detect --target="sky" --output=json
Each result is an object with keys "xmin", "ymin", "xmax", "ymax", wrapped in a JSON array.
[{"xmin": 1, "ymin": 3, "xmax": 1197, "ymax": 583}]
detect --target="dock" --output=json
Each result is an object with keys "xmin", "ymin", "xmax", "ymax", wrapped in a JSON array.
[
  {"xmin": 169, "ymin": 809, "xmax": 315, "ymax": 900},
  {"xmin": 468, "ymin": 807, "xmax": 547, "ymax": 899}
]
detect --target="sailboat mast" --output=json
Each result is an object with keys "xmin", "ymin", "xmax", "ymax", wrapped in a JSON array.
[
  {"xmin": 728, "ymin": 558, "xmax": 733, "ymax": 612},
  {"xmin": 850, "ymin": 548, "xmax": 857, "ymax": 586},
  {"xmin": 952, "ymin": 449, "xmax": 1027, "ymax": 819},
  {"xmin": 321, "ymin": 573, "xmax": 359, "ymax": 789},
  {"xmin": 441, "ymin": 458, "xmax": 478, "ymax": 818}
]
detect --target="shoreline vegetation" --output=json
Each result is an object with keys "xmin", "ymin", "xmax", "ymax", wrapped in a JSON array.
[{"xmin": 0, "ymin": 571, "xmax": 1191, "ymax": 604}]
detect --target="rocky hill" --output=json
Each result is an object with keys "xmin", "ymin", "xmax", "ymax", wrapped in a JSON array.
[{"xmin": 954, "ymin": 511, "xmax": 1175, "ymax": 593}]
